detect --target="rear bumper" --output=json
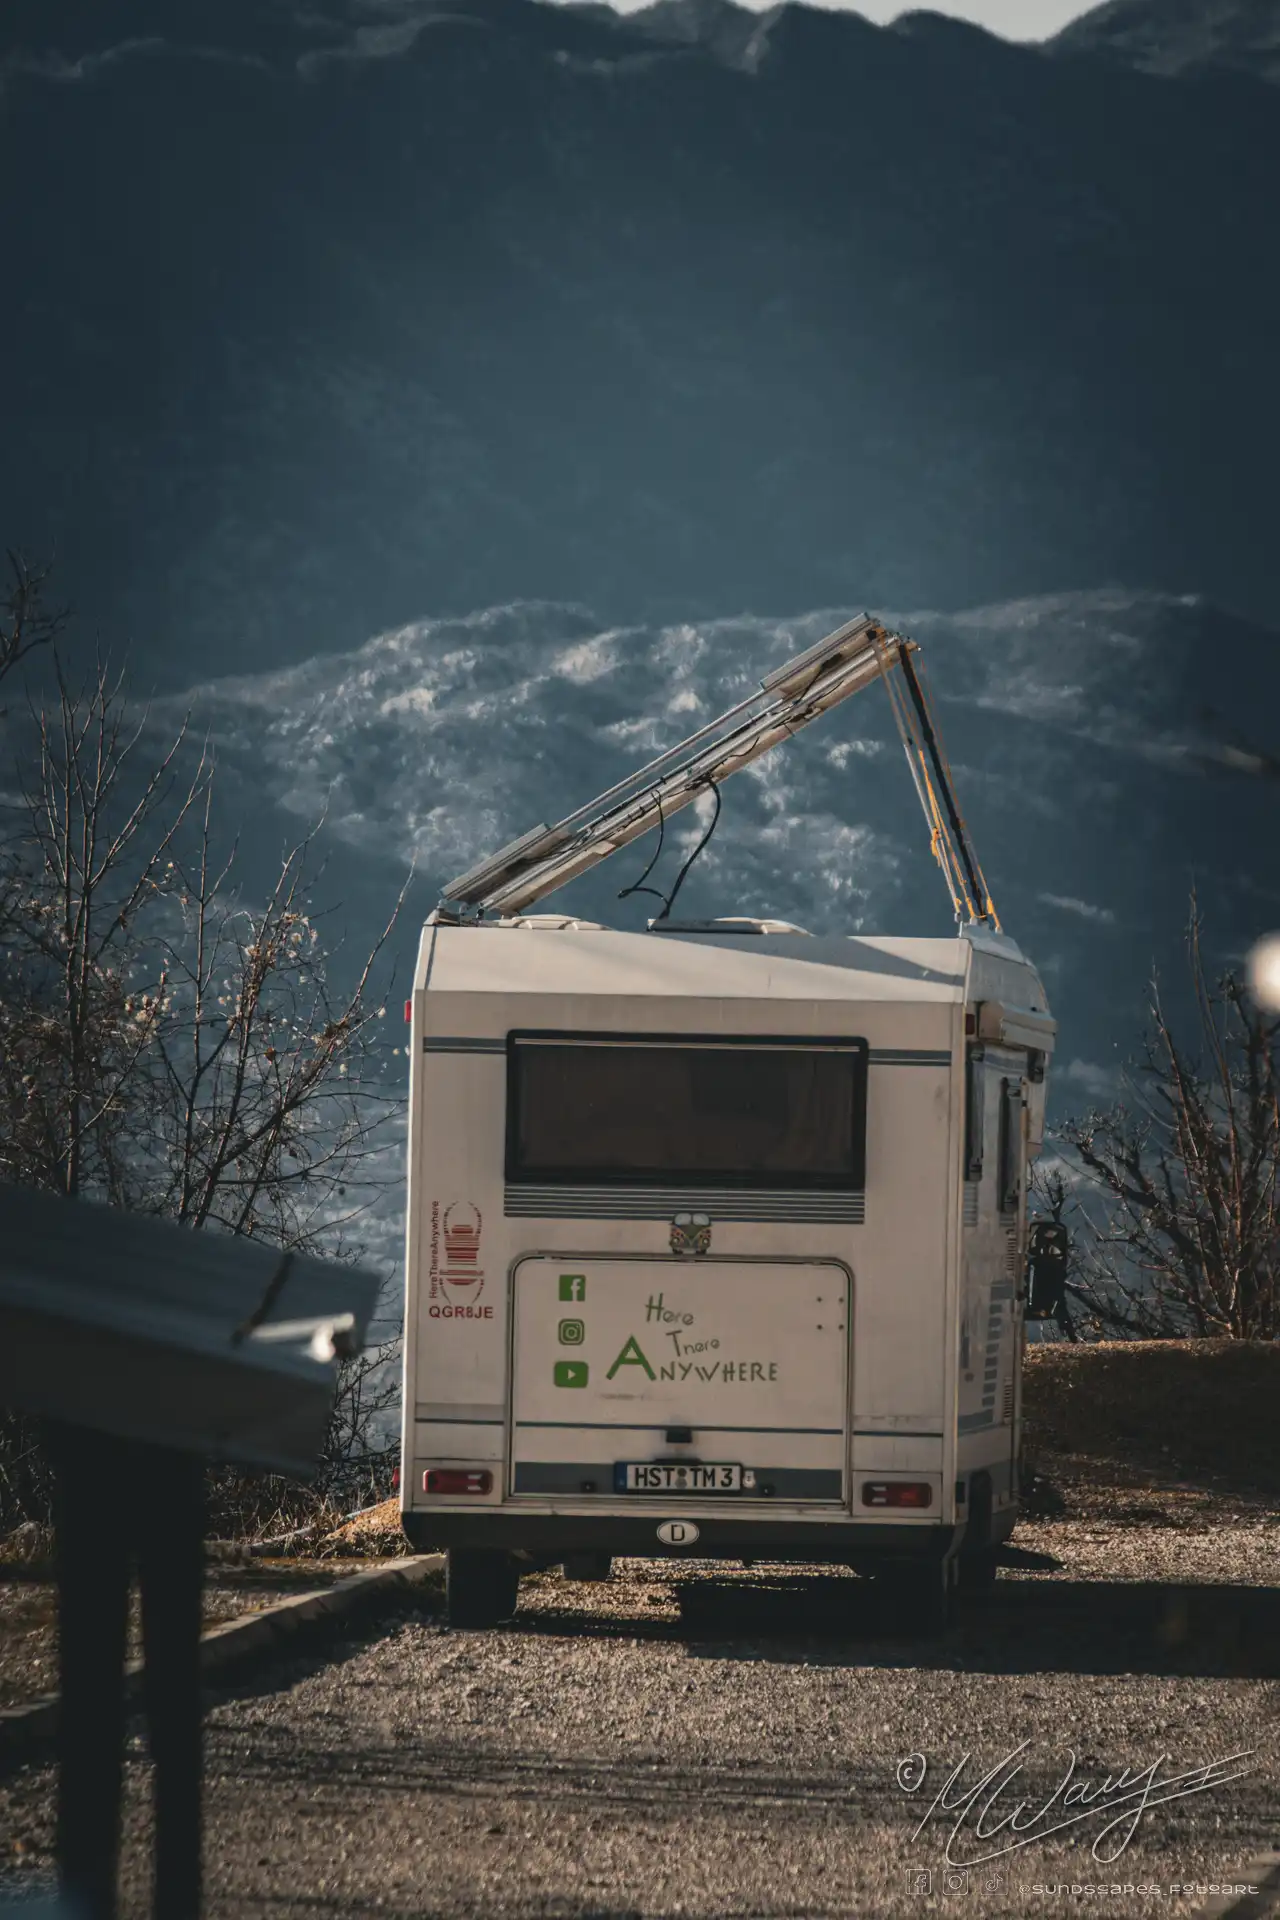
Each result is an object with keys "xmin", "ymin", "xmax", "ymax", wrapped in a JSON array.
[{"xmin": 402, "ymin": 1507, "xmax": 967, "ymax": 1567}]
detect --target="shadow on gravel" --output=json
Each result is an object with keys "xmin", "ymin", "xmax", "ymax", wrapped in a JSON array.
[
  {"xmin": 677, "ymin": 1576, "xmax": 1280, "ymax": 1677},
  {"xmin": 512, "ymin": 1575, "xmax": 1280, "ymax": 1679},
  {"xmin": 202, "ymin": 1714, "xmax": 914, "ymax": 1817}
]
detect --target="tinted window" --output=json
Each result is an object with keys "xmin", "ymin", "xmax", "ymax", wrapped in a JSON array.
[{"xmin": 507, "ymin": 1036, "xmax": 867, "ymax": 1188}]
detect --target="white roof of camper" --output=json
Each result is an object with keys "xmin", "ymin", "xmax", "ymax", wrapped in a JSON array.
[{"xmin": 419, "ymin": 924, "xmax": 1032, "ymax": 1005}]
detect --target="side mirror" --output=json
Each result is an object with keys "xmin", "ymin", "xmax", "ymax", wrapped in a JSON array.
[{"xmin": 1025, "ymin": 1221, "xmax": 1069, "ymax": 1321}]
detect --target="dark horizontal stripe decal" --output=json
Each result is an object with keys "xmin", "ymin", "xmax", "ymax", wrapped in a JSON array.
[
  {"xmin": 868, "ymin": 1049, "xmax": 952, "ymax": 1067},
  {"xmin": 515, "ymin": 1420, "xmax": 845, "ymax": 1435},
  {"xmin": 512, "ymin": 1463, "xmax": 845, "ymax": 1500},
  {"xmin": 422, "ymin": 1037, "xmax": 506, "ymax": 1053},
  {"xmin": 415, "ymin": 1416, "xmax": 505, "ymax": 1426},
  {"xmin": 415, "ymin": 1401, "xmax": 505, "ymax": 1422},
  {"xmin": 853, "ymin": 1429, "xmax": 944, "ymax": 1440},
  {"xmin": 958, "ymin": 1412, "xmax": 1001, "ymax": 1432}
]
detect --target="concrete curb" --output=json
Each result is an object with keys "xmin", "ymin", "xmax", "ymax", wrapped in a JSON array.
[
  {"xmin": 0, "ymin": 1552, "xmax": 444, "ymax": 1776},
  {"xmin": 1195, "ymin": 1852, "xmax": 1280, "ymax": 1918}
]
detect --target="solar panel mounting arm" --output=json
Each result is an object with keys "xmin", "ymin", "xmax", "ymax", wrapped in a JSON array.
[{"xmin": 439, "ymin": 613, "xmax": 997, "ymax": 925}]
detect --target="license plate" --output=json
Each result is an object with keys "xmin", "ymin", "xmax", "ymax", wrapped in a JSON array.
[{"xmin": 616, "ymin": 1462, "xmax": 750, "ymax": 1493}]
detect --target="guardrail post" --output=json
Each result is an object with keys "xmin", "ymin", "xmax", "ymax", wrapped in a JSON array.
[
  {"xmin": 51, "ymin": 1423, "xmax": 131, "ymax": 1920},
  {"xmin": 138, "ymin": 1446, "xmax": 204, "ymax": 1920}
]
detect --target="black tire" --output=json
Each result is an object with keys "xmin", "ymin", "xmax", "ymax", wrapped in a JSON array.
[
  {"xmin": 958, "ymin": 1472, "xmax": 997, "ymax": 1597},
  {"xmin": 957, "ymin": 1545, "xmax": 999, "ymax": 1595},
  {"xmin": 445, "ymin": 1549, "xmax": 521, "ymax": 1628},
  {"xmin": 562, "ymin": 1552, "xmax": 613, "ymax": 1582},
  {"xmin": 876, "ymin": 1562, "xmax": 955, "ymax": 1637}
]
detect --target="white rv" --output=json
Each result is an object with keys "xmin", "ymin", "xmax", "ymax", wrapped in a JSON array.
[{"xmin": 399, "ymin": 617, "xmax": 1056, "ymax": 1628}]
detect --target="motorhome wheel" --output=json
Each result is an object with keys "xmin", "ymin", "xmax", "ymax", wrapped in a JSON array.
[
  {"xmin": 957, "ymin": 1546, "xmax": 999, "ymax": 1595},
  {"xmin": 958, "ymin": 1471, "xmax": 999, "ymax": 1595},
  {"xmin": 445, "ymin": 1549, "xmax": 521, "ymax": 1628},
  {"xmin": 562, "ymin": 1553, "xmax": 613, "ymax": 1582},
  {"xmin": 875, "ymin": 1562, "xmax": 956, "ymax": 1638}
]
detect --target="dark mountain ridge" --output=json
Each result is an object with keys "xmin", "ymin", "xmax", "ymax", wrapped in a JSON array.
[
  {"xmin": 1, "ymin": 0, "xmax": 1278, "ymax": 687},
  {"xmin": 9, "ymin": 1, "xmax": 1278, "ymax": 82},
  {"xmin": 1052, "ymin": 0, "xmax": 1280, "ymax": 83}
]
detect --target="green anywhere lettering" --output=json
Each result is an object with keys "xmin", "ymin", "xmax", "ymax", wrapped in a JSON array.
[
  {"xmin": 655, "ymin": 1359, "xmax": 779, "ymax": 1384},
  {"xmin": 606, "ymin": 1334, "xmax": 656, "ymax": 1381}
]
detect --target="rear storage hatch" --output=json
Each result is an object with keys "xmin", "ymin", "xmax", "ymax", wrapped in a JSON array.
[{"xmin": 509, "ymin": 1255, "xmax": 850, "ymax": 1506}]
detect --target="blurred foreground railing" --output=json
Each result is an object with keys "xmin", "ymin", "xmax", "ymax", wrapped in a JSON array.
[{"xmin": 0, "ymin": 1183, "xmax": 380, "ymax": 1920}]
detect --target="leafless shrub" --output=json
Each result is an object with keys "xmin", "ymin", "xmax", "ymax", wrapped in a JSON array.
[
  {"xmin": 0, "ymin": 574, "xmax": 410, "ymax": 1531},
  {"xmin": 1054, "ymin": 906, "xmax": 1280, "ymax": 1340}
]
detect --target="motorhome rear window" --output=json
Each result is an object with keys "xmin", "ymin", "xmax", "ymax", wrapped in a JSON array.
[{"xmin": 506, "ymin": 1034, "xmax": 867, "ymax": 1188}]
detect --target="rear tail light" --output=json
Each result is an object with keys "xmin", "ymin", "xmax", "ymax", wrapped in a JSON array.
[
  {"xmin": 862, "ymin": 1480, "xmax": 933, "ymax": 1509},
  {"xmin": 404, "ymin": 999, "xmax": 412, "ymax": 1023},
  {"xmin": 424, "ymin": 1468, "xmax": 493, "ymax": 1495},
  {"xmin": 391, "ymin": 1466, "xmax": 400, "ymax": 1493}
]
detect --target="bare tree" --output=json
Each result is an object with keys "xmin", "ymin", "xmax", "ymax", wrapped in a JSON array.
[
  {"xmin": 0, "ymin": 657, "xmax": 208, "ymax": 1201},
  {"xmin": 0, "ymin": 636, "xmax": 410, "ymax": 1529},
  {"xmin": 0, "ymin": 551, "xmax": 64, "ymax": 696},
  {"xmin": 1057, "ymin": 908, "xmax": 1280, "ymax": 1340}
]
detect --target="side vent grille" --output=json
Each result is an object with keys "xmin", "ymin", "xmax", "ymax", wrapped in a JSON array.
[
  {"xmin": 1004, "ymin": 1226, "xmax": 1020, "ymax": 1281},
  {"xmin": 962, "ymin": 1184, "xmax": 979, "ymax": 1228},
  {"xmin": 504, "ymin": 1185, "xmax": 865, "ymax": 1223},
  {"xmin": 1002, "ymin": 1377, "xmax": 1015, "ymax": 1425}
]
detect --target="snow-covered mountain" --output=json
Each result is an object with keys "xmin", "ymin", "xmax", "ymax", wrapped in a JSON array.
[
  {"xmin": 164, "ymin": 586, "xmax": 1280, "ymax": 1114},
  {"xmin": 1051, "ymin": 0, "xmax": 1280, "ymax": 82}
]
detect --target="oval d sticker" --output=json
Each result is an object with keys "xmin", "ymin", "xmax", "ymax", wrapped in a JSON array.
[{"xmin": 657, "ymin": 1520, "xmax": 700, "ymax": 1547}]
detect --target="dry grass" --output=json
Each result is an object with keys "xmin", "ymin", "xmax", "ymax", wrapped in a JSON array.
[
  {"xmin": 1023, "ymin": 1337, "xmax": 1280, "ymax": 1508},
  {"xmin": 313, "ymin": 1496, "xmax": 409, "ymax": 1559}
]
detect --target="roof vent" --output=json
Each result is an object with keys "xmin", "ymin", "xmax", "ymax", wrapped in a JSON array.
[
  {"xmin": 648, "ymin": 916, "xmax": 812, "ymax": 935},
  {"xmin": 495, "ymin": 915, "xmax": 607, "ymax": 930}
]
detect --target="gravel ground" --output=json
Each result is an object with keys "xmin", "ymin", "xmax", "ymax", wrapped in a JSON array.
[
  {"xmin": 0, "ymin": 1558, "xmax": 372, "ymax": 1713},
  {"xmin": 1, "ymin": 1479, "xmax": 1277, "ymax": 1920}
]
